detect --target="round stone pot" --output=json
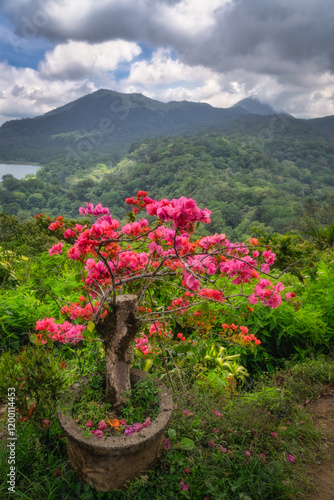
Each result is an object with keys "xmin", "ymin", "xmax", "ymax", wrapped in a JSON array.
[{"xmin": 58, "ymin": 369, "xmax": 173, "ymax": 492}]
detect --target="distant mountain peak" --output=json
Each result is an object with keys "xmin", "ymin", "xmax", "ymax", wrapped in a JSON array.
[{"xmin": 232, "ymin": 97, "xmax": 285, "ymax": 116}]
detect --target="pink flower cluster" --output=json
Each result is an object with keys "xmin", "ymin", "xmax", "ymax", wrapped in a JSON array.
[
  {"xmin": 79, "ymin": 202, "xmax": 109, "ymax": 216},
  {"xmin": 122, "ymin": 219, "xmax": 149, "ymax": 236},
  {"xmin": 124, "ymin": 417, "xmax": 151, "ymax": 436},
  {"xmin": 49, "ymin": 242, "xmax": 63, "ymax": 255},
  {"xmin": 135, "ymin": 333, "xmax": 152, "ymax": 356},
  {"xmin": 63, "ymin": 224, "xmax": 84, "ymax": 239},
  {"xmin": 148, "ymin": 322, "xmax": 173, "ymax": 339},
  {"xmin": 35, "ymin": 318, "xmax": 86, "ymax": 344},
  {"xmin": 248, "ymin": 279, "xmax": 284, "ymax": 308},
  {"xmin": 146, "ymin": 196, "xmax": 211, "ymax": 230}
]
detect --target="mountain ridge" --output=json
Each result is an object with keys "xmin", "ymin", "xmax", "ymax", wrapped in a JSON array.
[{"xmin": 0, "ymin": 89, "xmax": 332, "ymax": 163}]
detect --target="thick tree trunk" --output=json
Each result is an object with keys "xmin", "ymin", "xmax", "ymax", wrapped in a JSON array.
[{"xmin": 95, "ymin": 294, "xmax": 139, "ymax": 411}]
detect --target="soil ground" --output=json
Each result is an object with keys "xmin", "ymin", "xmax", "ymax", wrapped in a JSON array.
[{"xmin": 304, "ymin": 386, "xmax": 334, "ymax": 499}]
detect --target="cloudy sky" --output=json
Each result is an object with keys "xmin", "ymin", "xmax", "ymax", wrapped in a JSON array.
[{"xmin": 0, "ymin": 0, "xmax": 334, "ymax": 126}]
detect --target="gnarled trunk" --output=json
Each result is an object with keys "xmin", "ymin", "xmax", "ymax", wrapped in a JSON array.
[{"xmin": 95, "ymin": 294, "xmax": 139, "ymax": 411}]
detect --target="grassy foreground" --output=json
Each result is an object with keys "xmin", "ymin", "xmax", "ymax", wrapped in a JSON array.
[{"xmin": 1, "ymin": 355, "xmax": 333, "ymax": 500}]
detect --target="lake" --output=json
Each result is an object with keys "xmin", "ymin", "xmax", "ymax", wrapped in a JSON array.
[{"xmin": 0, "ymin": 163, "xmax": 40, "ymax": 181}]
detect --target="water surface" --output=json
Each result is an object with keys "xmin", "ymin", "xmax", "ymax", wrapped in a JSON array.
[{"xmin": 0, "ymin": 164, "xmax": 40, "ymax": 181}]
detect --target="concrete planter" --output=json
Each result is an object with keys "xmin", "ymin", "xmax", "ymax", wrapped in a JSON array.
[{"xmin": 58, "ymin": 369, "xmax": 173, "ymax": 492}]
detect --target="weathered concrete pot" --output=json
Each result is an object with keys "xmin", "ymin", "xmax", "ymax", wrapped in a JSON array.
[{"xmin": 58, "ymin": 369, "xmax": 173, "ymax": 492}]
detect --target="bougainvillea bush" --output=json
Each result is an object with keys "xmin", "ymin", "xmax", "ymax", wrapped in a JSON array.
[{"xmin": 33, "ymin": 191, "xmax": 295, "ymax": 416}]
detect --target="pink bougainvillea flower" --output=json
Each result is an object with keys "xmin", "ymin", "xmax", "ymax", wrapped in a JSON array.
[
  {"xmin": 49, "ymin": 242, "xmax": 64, "ymax": 256},
  {"xmin": 163, "ymin": 438, "xmax": 172, "ymax": 450},
  {"xmin": 98, "ymin": 420, "xmax": 107, "ymax": 431},
  {"xmin": 260, "ymin": 453, "xmax": 266, "ymax": 461},
  {"xmin": 183, "ymin": 409, "xmax": 193, "ymax": 416},
  {"xmin": 219, "ymin": 446, "xmax": 227, "ymax": 453},
  {"xmin": 143, "ymin": 417, "xmax": 152, "ymax": 428},
  {"xmin": 179, "ymin": 481, "xmax": 190, "ymax": 491},
  {"xmin": 271, "ymin": 432, "xmax": 278, "ymax": 439},
  {"xmin": 184, "ymin": 467, "xmax": 191, "ymax": 474},
  {"xmin": 91, "ymin": 430, "xmax": 103, "ymax": 438},
  {"xmin": 245, "ymin": 450, "xmax": 251, "ymax": 461},
  {"xmin": 85, "ymin": 420, "xmax": 92, "ymax": 428},
  {"xmin": 132, "ymin": 422, "xmax": 144, "ymax": 432},
  {"xmin": 213, "ymin": 428, "xmax": 220, "ymax": 433},
  {"xmin": 209, "ymin": 440, "xmax": 216, "ymax": 447},
  {"xmin": 287, "ymin": 454, "xmax": 296, "ymax": 463},
  {"xmin": 42, "ymin": 419, "xmax": 51, "ymax": 429}
]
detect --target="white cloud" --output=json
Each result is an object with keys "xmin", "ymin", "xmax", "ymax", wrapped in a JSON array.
[
  {"xmin": 118, "ymin": 48, "xmax": 246, "ymax": 107},
  {"xmin": 0, "ymin": 61, "xmax": 96, "ymax": 125},
  {"xmin": 39, "ymin": 40, "xmax": 142, "ymax": 80},
  {"xmin": 154, "ymin": 0, "xmax": 230, "ymax": 35},
  {"xmin": 1, "ymin": 0, "xmax": 334, "ymax": 119},
  {"xmin": 124, "ymin": 48, "xmax": 215, "ymax": 86}
]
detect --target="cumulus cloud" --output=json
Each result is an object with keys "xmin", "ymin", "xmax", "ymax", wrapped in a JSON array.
[
  {"xmin": 1, "ymin": 0, "xmax": 334, "ymax": 119},
  {"xmin": 39, "ymin": 39, "xmax": 141, "ymax": 80},
  {"xmin": 118, "ymin": 48, "xmax": 246, "ymax": 108},
  {"xmin": 124, "ymin": 48, "xmax": 216, "ymax": 86},
  {"xmin": 178, "ymin": 0, "xmax": 334, "ymax": 78},
  {"xmin": 0, "ymin": 61, "xmax": 96, "ymax": 124},
  {"xmin": 2, "ymin": 0, "xmax": 211, "ymax": 44},
  {"xmin": 4, "ymin": 0, "xmax": 334, "ymax": 79}
]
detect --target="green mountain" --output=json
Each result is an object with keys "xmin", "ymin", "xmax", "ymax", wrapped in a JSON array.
[
  {"xmin": 4, "ymin": 88, "xmax": 332, "ymax": 164},
  {"xmin": 232, "ymin": 97, "xmax": 283, "ymax": 115},
  {"xmin": 1, "ymin": 89, "xmax": 333, "ymax": 164},
  {"xmin": 0, "ymin": 89, "xmax": 250, "ymax": 163},
  {"xmin": 307, "ymin": 115, "xmax": 334, "ymax": 139}
]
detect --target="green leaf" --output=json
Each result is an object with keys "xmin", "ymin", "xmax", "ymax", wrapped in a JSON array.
[
  {"xmin": 29, "ymin": 334, "xmax": 38, "ymax": 345},
  {"xmin": 168, "ymin": 428, "xmax": 176, "ymax": 439},
  {"xmin": 47, "ymin": 338, "xmax": 54, "ymax": 349},
  {"xmin": 87, "ymin": 322, "xmax": 95, "ymax": 333},
  {"xmin": 178, "ymin": 438, "xmax": 195, "ymax": 450},
  {"xmin": 127, "ymin": 211, "xmax": 136, "ymax": 222},
  {"xmin": 143, "ymin": 358, "xmax": 153, "ymax": 372},
  {"xmin": 201, "ymin": 302, "xmax": 210, "ymax": 313}
]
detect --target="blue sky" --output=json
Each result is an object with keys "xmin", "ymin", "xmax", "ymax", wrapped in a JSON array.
[{"xmin": 0, "ymin": 0, "xmax": 334, "ymax": 125}]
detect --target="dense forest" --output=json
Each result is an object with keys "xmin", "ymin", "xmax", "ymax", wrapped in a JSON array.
[{"xmin": 1, "ymin": 131, "xmax": 333, "ymax": 241}]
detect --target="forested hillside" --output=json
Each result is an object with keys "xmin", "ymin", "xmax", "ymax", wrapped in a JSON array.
[
  {"xmin": 0, "ymin": 89, "xmax": 249, "ymax": 163},
  {"xmin": 1, "ymin": 132, "xmax": 333, "ymax": 240},
  {"xmin": 1, "ymin": 89, "xmax": 333, "ymax": 164}
]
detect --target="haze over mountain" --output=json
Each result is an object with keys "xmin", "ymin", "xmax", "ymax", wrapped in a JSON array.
[
  {"xmin": 0, "ymin": 89, "xmax": 332, "ymax": 163},
  {"xmin": 232, "ymin": 97, "xmax": 280, "ymax": 116}
]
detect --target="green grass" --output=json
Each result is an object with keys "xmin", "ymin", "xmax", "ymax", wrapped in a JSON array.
[{"xmin": 1, "ymin": 356, "xmax": 332, "ymax": 500}]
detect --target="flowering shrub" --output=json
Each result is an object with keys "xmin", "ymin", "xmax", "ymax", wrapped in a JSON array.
[{"xmin": 33, "ymin": 191, "xmax": 293, "ymax": 409}]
